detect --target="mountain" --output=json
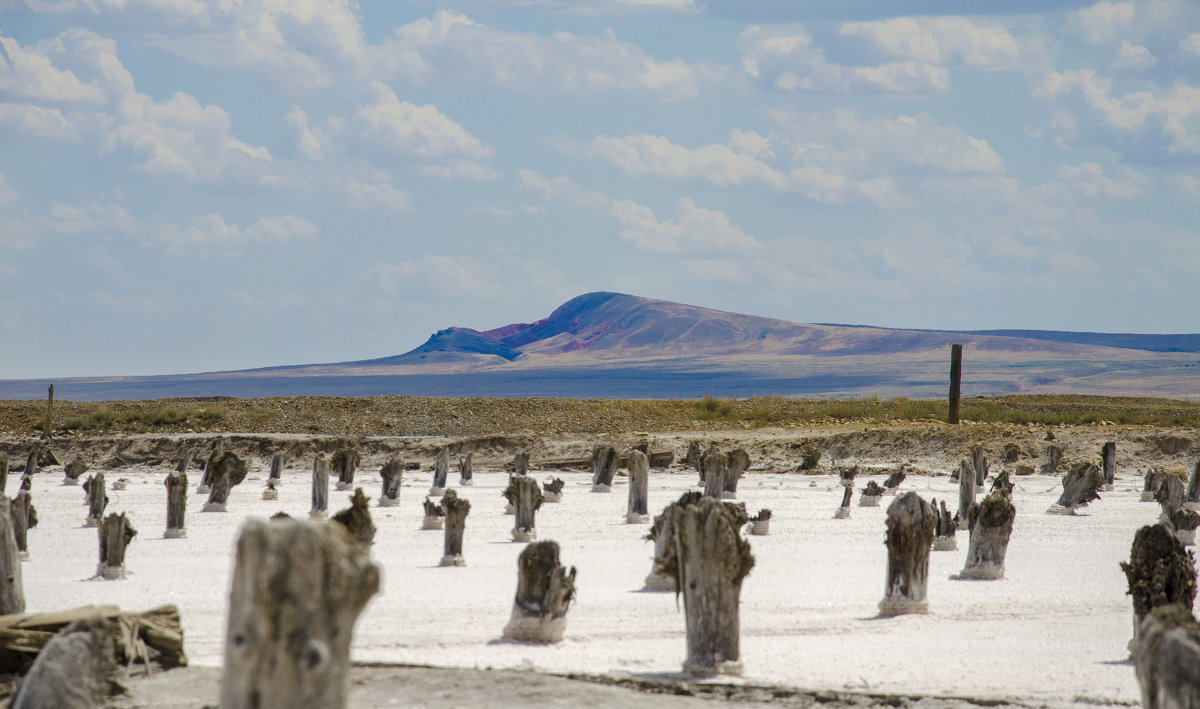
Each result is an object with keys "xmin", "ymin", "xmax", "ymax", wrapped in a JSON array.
[{"xmin": 3, "ymin": 292, "xmax": 1199, "ymax": 401}]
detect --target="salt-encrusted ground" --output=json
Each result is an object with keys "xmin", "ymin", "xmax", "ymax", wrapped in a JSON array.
[{"xmin": 18, "ymin": 460, "xmax": 1155, "ymax": 708}]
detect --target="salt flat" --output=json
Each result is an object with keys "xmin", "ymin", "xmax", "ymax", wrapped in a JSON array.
[{"xmin": 18, "ymin": 461, "xmax": 1154, "ymax": 707}]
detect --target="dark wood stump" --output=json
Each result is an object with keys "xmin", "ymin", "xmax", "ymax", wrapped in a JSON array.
[
  {"xmin": 458, "ymin": 452, "xmax": 473, "ymax": 486},
  {"xmin": 991, "ymin": 469, "xmax": 1014, "ymax": 495},
  {"xmin": 1186, "ymin": 460, "xmax": 1200, "ymax": 509},
  {"xmin": 698, "ymin": 443, "xmax": 720, "ymax": 483},
  {"xmin": 883, "ymin": 467, "xmax": 906, "ymax": 491},
  {"xmin": 1050, "ymin": 463, "xmax": 1105, "ymax": 514},
  {"xmin": 1103, "ymin": 441, "xmax": 1117, "ymax": 490},
  {"xmin": 268, "ymin": 452, "xmax": 284, "ymax": 486},
  {"xmin": 1158, "ymin": 473, "xmax": 1187, "ymax": 522},
  {"xmin": 220, "ymin": 515, "xmax": 379, "ymax": 709},
  {"xmin": 203, "ymin": 452, "xmax": 247, "ymax": 512},
  {"xmin": 1122, "ymin": 523, "xmax": 1197, "ymax": 654},
  {"xmin": 165, "ymin": 470, "xmax": 187, "ymax": 538},
  {"xmin": 63, "ymin": 457, "xmax": 88, "ymax": 486},
  {"xmin": 1167, "ymin": 508, "xmax": 1200, "ymax": 546},
  {"xmin": 933, "ymin": 498, "xmax": 957, "ymax": 551},
  {"xmin": 0, "ymin": 500, "xmax": 23, "ymax": 614},
  {"xmin": 84, "ymin": 473, "xmax": 108, "ymax": 527},
  {"xmin": 176, "ymin": 447, "xmax": 196, "ymax": 474},
  {"xmin": 507, "ymin": 475, "xmax": 544, "ymax": 542},
  {"xmin": 970, "ymin": 444, "xmax": 988, "ymax": 487},
  {"xmin": 502, "ymin": 540, "xmax": 575, "ymax": 643},
  {"xmin": 379, "ymin": 458, "xmax": 403, "ymax": 507},
  {"xmin": 198, "ymin": 438, "xmax": 226, "ymax": 494},
  {"xmin": 645, "ymin": 491, "xmax": 702, "ymax": 591},
  {"xmin": 332, "ymin": 447, "xmax": 360, "ymax": 492},
  {"xmin": 10, "ymin": 490, "xmax": 37, "ymax": 560},
  {"xmin": 591, "ymin": 446, "xmax": 617, "ymax": 490},
  {"xmin": 1133, "ymin": 604, "xmax": 1200, "ymax": 709},
  {"xmin": 97, "ymin": 512, "xmax": 136, "ymax": 580},
  {"xmin": 626, "ymin": 450, "xmax": 650, "ymax": 523},
  {"xmin": 1143, "ymin": 469, "xmax": 1166, "ymax": 502},
  {"xmin": 310, "ymin": 455, "xmax": 330, "ymax": 519},
  {"xmin": 0, "ymin": 453, "xmax": 6, "ymax": 495},
  {"xmin": 9, "ymin": 616, "xmax": 116, "ymax": 709},
  {"xmin": 879, "ymin": 492, "xmax": 936, "ymax": 615},
  {"xmin": 22, "ymin": 450, "xmax": 38, "ymax": 477},
  {"xmin": 948, "ymin": 343, "xmax": 962, "ymax": 424},
  {"xmin": 956, "ymin": 459, "xmax": 976, "ymax": 529},
  {"xmin": 430, "ymin": 447, "xmax": 449, "ymax": 495},
  {"xmin": 838, "ymin": 465, "xmax": 857, "ymax": 488},
  {"xmin": 749, "ymin": 508, "xmax": 771, "ymax": 536},
  {"xmin": 684, "ymin": 441, "xmax": 702, "ymax": 470},
  {"xmin": 702, "ymin": 449, "xmax": 728, "ymax": 499},
  {"xmin": 662, "ymin": 496, "xmax": 754, "ymax": 675},
  {"xmin": 440, "ymin": 489, "xmax": 470, "ymax": 566},
  {"xmin": 543, "ymin": 477, "xmax": 564, "ymax": 502},
  {"xmin": 332, "ymin": 488, "xmax": 375, "ymax": 547},
  {"xmin": 859, "ymin": 480, "xmax": 884, "ymax": 507},
  {"xmin": 513, "ymin": 451, "xmax": 530, "ymax": 478},
  {"xmin": 723, "ymin": 448, "xmax": 750, "ymax": 498},
  {"xmin": 422, "ymin": 497, "xmax": 444, "ymax": 529},
  {"xmin": 1041, "ymin": 444, "xmax": 1062, "ymax": 475},
  {"xmin": 834, "ymin": 485, "xmax": 853, "ymax": 519},
  {"xmin": 958, "ymin": 490, "xmax": 1016, "ymax": 579}
]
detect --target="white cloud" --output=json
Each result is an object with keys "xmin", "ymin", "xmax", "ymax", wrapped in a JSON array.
[
  {"xmin": 0, "ymin": 102, "xmax": 80, "ymax": 139},
  {"xmin": 1076, "ymin": 2, "xmax": 1135, "ymax": 45},
  {"xmin": 0, "ymin": 170, "xmax": 15, "ymax": 207},
  {"xmin": 1183, "ymin": 33, "xmax": 1200, "ymax": 56},
  {"xmin": 517, "ymin": 169, "xmax": 611, "ymax": 210},
  {"xmin": 557, "ymin": 133, "xmax": 790, "ymax": 189},
  {"xmin": 0, "ymin": 34, "xmax": 105, "ymax": 102},
  {"xmin": 284, "ymin": 105, "xmax": 328, "ymax": 161},
  {"xmin": 366, "ymin": 255, "xmax": 503, "ymax": 299},
  {"xmin": 477, "ymin": 0, "xmax": 699, "ymax": 11},
  {"xmin": 415, "ymin": 163, "xmax": 502, "ymax": 181},
  {"xmin": 356, "ymin": 81, "xmax": 493, "ymax": 160},
  {"xmin": 840, "ymin": 17, "xmax": 1020, "ymax": 70},
  {"xmin": 1113, "ymin": 40, "xmax": 1156, "ymax": 71},
  {"xmin": 1056, "ymin": 162, "xmax": 1151, "ymax": 199},
  {"xmin": 156, "ymin": 214, "xmax": 317, "ymax": 256},
  {"xmin": 343, "ymin": 178, "xmax": 414, "ymax": 212},
  {"xmin": 609, "ymin": 197, "xmax": 761, "ymax": 255},
  {"xmin": 1165, "ymin": 174, "xmax": 1200, "ymax": 199}
]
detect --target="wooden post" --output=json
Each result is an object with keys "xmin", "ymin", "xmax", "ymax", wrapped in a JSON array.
[
  {"xmin": 310, "ymin": 455, "xmax": 329, "ymax": 519},
  {"xmin": 332, "ymin": 488, "xmax": 375, "ymax": 547},
  {"xmin": 41, "ymin": 384, "xmax": 53, "ymax": 440},
  {"xmin": 379, "ymin": 458, "xmax": 403, "ymax": 507},
  {"xmin": 204, "ymin": 452, "xmax": 247, "ymax": 512},
  {"xmin": 1041, "ymin": 444, "xmax": 1062, "ymax": 475},
  {"xmin": 219, "ymin": 516, "xmax": 379, "ymax": 709},
  {"xmin": 332, "ymin": 447, "xmax": 360, "ymax": 492},
  {"xmin": 164, "ymin": 470, "xmax": 187, "ymax": 538},
  {"xmin": 1143, "ymin": 469, "xmax": 1165, "ymax": 502},
  {"xmin": 8, "ymin": 616, "xmax": 115, "ymax": 709},
  {"xmin": 948, "ymin": 343, "xmax": 962, "ymax": 424},
  {"xmin": 723, "ymin": 449, "xmax": 750, "ymax": 499},
  {"xmin": 63, "ymin": 457, "xmax": 87, "ymax": 486},
  {"xmin": 421, "ymin": 497, "xmax": 444, "ymax": 529},
  {"xmin": 1157, "ymin": 474, "xmax": 1186, "ymax": 519},
  {"xmin": 591, "ymin": 446, "xmax": 617, "ymax": 491},
  {"xmin": 991, "ymin": 469, "xmax": 1014, "ymax": 495},
  {"xmin": 958, "ymin": 490, "xmax": 1016, "ymax": 579},
  {"xmin": 97, "ymin": 512, "xmax": 136, "ymax": 580},
  {"xmin": 502, "ymin": 540, "xmax": 575, "ymax": 644},
  {"xmin": 1186, "ymin": 460, "xmax": 1200, "ymax": 510},
  {"xmin": 514, "ymin": 451, "xmax": 530, "ymax": 477},
  {"xmin": 1122, "ymin": 523, "xmax": 1197, "ymax": 653},
  {"xmin": 834, "ymin": 486, "xmax": 852, "ymax": 519},
  {"xmin": 684, "ymin": 441, "xmax": 702, "ymax": 470},
  {"xmin": 84, "ymin": 472, "xmax": 108, "ymax": 527},
  {"xmin": 879, "ymin": 492, "xmax": 936, "ymax": 616},
  {"xmin": 0, "ymin": 501, "xmax": 23, "ymax": 614},
  {"xmin": 956, "ymin": 459, "xmax": 975, "ymax": 529},
  {"xmin": 749, "ymin": 509, "xmax": 771, "ymax": 535},
  {"xmin": 440, "ymin": 489, "xmax": 470, "ymax": 566},
  {"xmin": 176, "ymin": 447, "xmax": 196, "ymax": 474},
  {"xmin": 702, "ymin": 449, "xmax": 728, "ymax": 499},
  {"xmin": 543, "ymin": 477, "xmax": 564, "ymax": 502},
  {"xmin": 697, "ymin": 443, "xmax": 719, "ymax": 483},
  {"xmin": 268, "ymin": 452, "xmax": 284, "ymax": 486},
  {"xmin": 22, "ymin": 450, "xmax": 38, "ymax": 478},
  {"xmin": 198, "ymin": 438, "xmax": 227, "ymax": 494},
  {"xmin": 458, "ymin": 452, "xmax": 473, "ymax": 486},
  {"xmin": 626, "ymin": 450, "xmax": 650, "ymax": 523},
  {"xmin": 645, "ymin": 491, "xmax": 702, "ymax": 591},
  {"xmin": 663, "ymin": 496, "xmax": 754, "ymax": 676},
  {"xmin": 507, "ymin": 476, "xmax": 544, "ymax": 542},
  {"xmin": 933, "ymin": 498, "xmax": 958, "ymax": 550},
  {"xmin": 859, "ymin": 480, "xmax": 884, "ymax": 506},
  {"xmin": 1133, "ymin": 605, "xmax": 1200, "ymax": 709},
  {"xmin": 1168, "ymin": 508, "xmax": 1200, "ymax": 546},
  {"xmin": 430, "ymin": 447, "xmax": 449, "ymax": 495},
  {"xmin": 0, "ymin": 453, "xmax": 7, "ymax": 495},
  {"xmin": 883, "ymin": 467, "xmax": 906, "ymax": 492},
  {"xmin": 970, "ymin": 444, "xmax": 988, "ymax": 487},
  {"xmin": 10, "ymin": 491, "xmax": 36, "ymax": 561},
  {"xmin": 1049, "ymin": 463, "xmax": 1105, "ymax": 514},
  {"xmin": 1103, "ymin": 442, "xmax": 1117, "ymax": 491}
]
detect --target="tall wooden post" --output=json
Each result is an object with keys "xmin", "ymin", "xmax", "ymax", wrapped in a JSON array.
[
  {"xmin": 879, "ymin": 492, "xmax": 936, "ymax": 616},
  {"xmin": 723, "ymin": 449, "xmax": 750, "ymax": 499},
  {"xmin": 948, "ymin": 343, "xmax": 962, "ymax": 424},
  {"xmin": 379, "ymin": 458, "xmax": 403, "ymax": 507},
  {"xmin": 458, "ymin": 452, "xmax": 473, "ymax": 486},
  {"xmin": 645, "ymin": 491, "xmax": 703, "ymax": 591},
  {"xmin": 85, "ymin": 472, "xmax": 108, "ymax": 527},
  {"xmin": 514, "ymin": 451, "xmax": 530, "ymax": 477},
  {"xmin": 956, "ymin": 459, "xmax": 975, "ymax": 529},
  {"xmin": 430, "ymin": 447, "xmax": 449, "ymax": 495},
  {"xmin": 440, "ymin": 489, "xmax": 470, "ymax": 567},
  {"xmin": 176, "ymin": 447, "xmax": 196, "ymax": 474},
  {"xmin": 41, "ymin": 384, "xmax": 53, "ymax": 440},
  {"xmin": 970, "ymin": 444, "xmax": 987, "ymax": 487},
  {"xmin": 22, "ymin": 450, "xmax": 38, "ymax": 478},
  {"xmin": 1133, "ymin": 605, "xmax": 1200, "ymax": 709},
  {"xmin": 702, "ymin": 449, "xmax": 728, "ymax": 499},
  {"xmin": 626, "ymin": 450, "xmax": 650, "ymax": 524},
  {"xmin": 0, "ymin": 501, "xmax": 23, "ymax": 614},
  {"xmin": 220, "ymin": 516, "xmax": 380, "ymax": 709},
  {"xmin": 165, "ymin": 470, "xmax": 187, "ymax": 538},
  {"xmin": 204, "ymin": 452, "xmax": 247, "ymax": 512},
  {"xmin": 332, "ymin": 447, "xmax": 359, "ymax": 492},
  {"xmin": 590, "ymin": 447, "xmax": 617, "ymax": 491},
  {"xmin": 1103, "ymin": 442, "xmax": 1117, "ymax": 491},
  {"xmin": 97, "ymin": 512, "xmax": 136, "ymax": 580},
  {"xmin": 10, "ymin": 491, "xmax": 36, "ymax": 561},
  {"xmin": 0, "ymin": 454, "xmax": 7, "ymax": 495},
  {"xmin": 268, "ymin": 452, "xmax": 284, "ymax": 486},
  {"xmin": 310, "ymin": 455, "xmax": 329, "ymax": 519},
  {"xmin": 502, "ymin": 540, "xmax": 575, "ymax": 644},
  {"xmin": 508, "ymin": 476, "xmax": 544, "ymax": 542}
]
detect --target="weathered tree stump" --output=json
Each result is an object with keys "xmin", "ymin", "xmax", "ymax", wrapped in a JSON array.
[
  {"xmin": 860, "ymin": 480, "xmax": 884, "ymax": 507},
  {"xmin": 22, "ymin": 450, "xmax": 38, "ymax": 477},
  {"xmin": 883, "ymin": 467, "xmax": 906, "ymax": 493},
  {"xmin": 839, "ymin": 465, "xmax": 857, "ymax": 488},
  {"xmin": 625, "ymin": 450, "xmax": 651, "ymax": 523},
  {"xmin": 97, "ymin": 512, "xmax": 136, "ymax": 580},
  {"xmin": 1102, "ymin": 441, "xmax": 1117, "ymax": 491},
  {"xmin": 422, "ymin": 497, "xmax": 444, "ymax": 529},
  {"xmin": 956, "ymin": 459, "xmax": 976, "ymax": 529},
  {"xmin": 10, "ymin": 490, "xmax": 37, "ymax": 561},
  {"xmin": 502, "ymin": 540, "xmax": 575, "ymax": 643},
  {"xmin": 1186, "ymin": 460, "xmax": 1200, "ymax": 510},
  {"xmin": 645, "ymin": 492, "xmax": 701, "ymax": 591},
  {"xmin": 1143, "ymin": 469, "xmax": 1166, "ymax": 502},
  {"xmin": 1133, "ymin": 604, "xmax": 1200, "ymax": 709},
  {"xmin": 332, "ymin": 447, "xmax": 360, "ymax": 492},
  {"xmin": 62, "ymin": 457, "xmax": 88, "ymax": 486},
  {"xmin": 698, "ymin": 443, "xmax": 720, "ymax": 483},
  {"xmin": 591, "ymin": 446, "xmax": 617, "ymax": 491},
  {"xmin": 543, "ymin": 477, "xmax": 564, "ymax": 503},
  {"xmin": 379, "ymin": 458, "xmax": 403, "ymax": 507},
  {"xmin": 513, "ymin": 451, "xmax": 530, "ymax": 477},
  {"xmin": 0, "ymin": 453, "xmax": 6, "ymax": 494},
  {"xmin": 879, "ymin": 492, "xmax": 936, "ymax": 616},
  {"xmin": 9, "ymin": 616, "xmax": 117, "ymax": 709},
  {"xmin": 0, "ymin": 500, "xmax": 23, "ymax": 614},
  {"xmin": 268, "ymin": 452, "xmax": 284, "ymax": 487},
  {"xmin": 262, "ymin": 480, "xmax": 279, "ymax": 500},
  {"xmin": 1167, "ymin": 508, "xmax": 1200, "ymax": 546},
  {"xmin": 220, "ymin": 515, "xmax": 379, "ymax": 709},
  {"xmin": 1158, "ymin": 474, "xmax": 1188, "ymax": 524},
  {"xmin": 1041, "ymin": 444, "xmax": 1062, "ymax": 475},
  {"xmin": 440, "ymin": 489, "xmax": 470, "ymax": 566},
  {"xmin": 197, "ymin": 438, "xmax": 226, "ymax": 494},
  {"xmin": 834, "ymin": 486, "xmax": 853, "ymax": 519},
  {"xmin": 310, "ymin": 455, "xmax": 330, "ymax": 519},
  {"xmin": 702, "ymin": 449, "xmax": 728, "ymax": 499},
  {"xmin": 458, "ymin": 452, "xmax": 473, "ymax": 486},
  {"xmin": 796, "ymin": 443, "xmax": 821, "ymax": 471},
  {"xmin": 948, "ymin": 343, "xmax": 962, "ymax": 424},
  {"xmin": 958, "ymin": 490, "xmax": 1016, "ymax": 580},
  {"xmin": 507, "ymin": 475, "xmax": 544, "ymax": 542},
  {"xmin": 163, "ymin": 470, "xmax": 187, "ymax": 538},
  {"xmin": 18, "ymin": 475, "xmax": 30, "ymax": 493},
  {"xmin": 1122, "ymin": 523, "xmax": 1197, "ymax": 654},
  {"xmin": 430, "ymin": 447, "xmax": 450, "ymax": 496},
  {"xmin": 991, "ymin": 469, "xmax": 1014, "ymax": 495},
  {"xmin": 970, "ymin": 444, "xmax": 988, "ymax": 487},
  {"xmin": 933, "ymin": 498, "xmax": 958, "ymax": 550},
  {"xmin": 84, "ymin": 472, "xmax": 108, "ymax": 527},
  {"xmin": 176, "ymin": 447, "xmax": 196, "ymax": 474},
  {"xmin": 660, "ymin": 495, "xmax": 754, "ymax": 675},
  {"xmin": 722, "ymin": 449, "xmax": 750, "ymax": 499},
  {"xmin": 203, "ymin": 451, "xmax": 247, "ymax": 512},
  {"xmin": 749, "ymin": 508, "xmax": 771, "ymax": 535},
  {"xmin": 684, "ymin": 441, "xmax": 702, "ymax": 470},
  {"xmin": 332, "ymin": 488, "xmax": 376, "ymax": 547},
  {"xmin": 1049, "ymin": 463, "xmax": 1105, "ymax": 514}
]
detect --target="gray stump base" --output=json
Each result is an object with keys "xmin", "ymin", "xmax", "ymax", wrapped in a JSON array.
[
  {"xmin": 1140, "ymin": 492, "xmax": 1157, "ymax": 502},
  {"xmin": 720, "ymin": 491, "xmax": 737, "ymax": 500},
  {"xmin": 163, "ymin": 528, "xmax": 187, "ymax": 539},
  {"xmin": 833, "ymin": 507, "xmax": 850, "ymax": 519},
  {"xmin": 428, "ymin": 487, "xmax": 446, "ymax": 498},
  {"xmin": 591, "ymin": 484, "xmax": 612, "ymax": 493},
  {"xmin": 439, "ymin": 554, "xmax": 466, "ymax": 567},
  {"xmin": 933, "ymin": 537, "xmax": 958, "ymax": 551},
  {"xmin": 955, "ymin": 565, "xmax": 1005, "ymax": 580},
  {"xmin": 683, "ymin": 659, "xmax": 743, "ymax": 678},
  {"xmin": 878, "ymin": 598, "xmax": 928, "ymax": 617},
  {"xmin": 502, "ymin": 614, "xmax": 565, "ymax": 644},
  {"xmin": 202, "ymin": 502, "xmax": 227, "ymax": 512},
  {"xmin": 97, "ymin": 564, "xmax": 126, "ymax": 580},
  {"xmin": 422, "ymin": 515, "xmax": 443, "ymax": 530},
  {"xmin": 18, "ymin": 551, "xmax": 30, "ymax": 562},
  {"xmin": 544, "ymin": 492, "xmax": 561, "ymax": 503},
  {"xmin": 1046, "ymin": 504, "xmax": 1076, "ymax": 515},
  {"xmin": 84, "ymin": 516, "xmax": 100, "ymax": 528},
  {"xmin": 1105, "ymin": 484, "xmax": 1114, "ymax": 492},
  {"xmin": 378, "ymin": 497, "xmax": 400, "ymax": 507},
  {"xmin": 625, "ymin": 513, "xmax": 651, "ymax": 524},
  {"xmin": 261, "ymin": 490, "xmax": 278, "ymax": 501},
  {"xmin": 196, "ymin": 485, "xmax": 211, "ymax": 495},
  {"xmin": 643, "ymin": 572, "xmax": 675, "ymax": 592},
  {"xmin": 511, "ymin": 527, "xmax": 537, "ymax": 542},
  {"xmin": 459, "ymin": 479, "xmax": 474, "ymax": 487},
  {"xmin": 113, "ymin": 481, "xmax": 127, "ymax": 491},
  {"xmin": 859, "ymin": 495, "xmax": 881, "ymax": 507},
  {"xmin": 335, "ymin": 482, "xmax": 354, "ymax": 491},
  {"xmin": 1177, "ymin": 529, "xmax": 1196, "ymax": 547},
  {"xmin": 61, "ymin": 477, "xmax": 79, "ymax": 486},
  {"xmin": 308, "ymin": 510, "xmax": 328, "ymax": 520},
  {"xmin": 749, "ymin": 520, "xmax": 770, "ymax": 535}
]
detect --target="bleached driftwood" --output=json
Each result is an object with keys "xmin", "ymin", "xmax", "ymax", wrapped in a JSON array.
[
  {"xmin": 501, "ymin": 540, "xmax": 575, "ymax": 644},
  {"xmin": 430, "ymin": 447, "xmax": 449, "ymax": 496},
  {"xmin": 331, "ymin": 488, "xmax": 375, "ymax": 547},
  {"xmin": 702, "ymin": 449, "xmax": 728, "ymax": 499},
  {"xmin": 626, "ymin": 450, "xmax": 651, "ymax": 523},
  {"xmin": 932, "ymin": 498, "xmax": 957, "ymax": 551},
  {"xmin": 970, "ymin": 444, "xmax": 988, "ymax": 487},
  {"xmin": 97, "ymin": 512, "xmax": 136, "ymax": 580},
  {"xmin": 84, "ymin": 473, "xmax": 108, "ymax": 527},
  {"xmin": 440, "ymin": 489, "xmax": 470, "ymax": 567},
  {"xmin": 220, "ymin": 516, "xmax": 379, "ymax": 709},
  {"xmin": 379, "ymin": 458, "xmax": 403, "ymax": 507},
  {"xmin": 956, "ymin": 459, "xmax": 976, "ymax": 529},
  {"xmin": 8, "ymin": 616, "xmax": 116, "ymax": 709},
  {"xmin": 878, "ymin": 492, "xmax": 936, "ymax": 616},
  {"xmin": 1122, "ymin": 523, "xmax": 1197, "ymax": 653},
  {"xmin": 309, "ymin": 455, "xmax": 329, "ymax": 519},
  {"xmin": 458, "ymin": 452, "xmax": 473, "ymax": 486},
  {"xmin": 203, "ymin": 451, "xmax": 247, "ymax": 512},
  {"xmin": 507, "ymin": 475, "xmax": 544, "ymax": 542},
  {"xmin": 1048, "ymin": 463, "xmax": 1105, "ymax": 514},
  {"xmin": 723, "ymin": 448, "xmax": 750, "ymax": 499},
  {"xmin": 0, "ymin": 500, "xmax": 25, "ymax": 614},
  {"xmin": 958, "ymin": 490, "xmax": 1016, "ymax": 580}
]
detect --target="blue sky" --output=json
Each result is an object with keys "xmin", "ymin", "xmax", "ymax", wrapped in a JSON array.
[{"xmin": 1, "ymin": 0, "xmax": 1198, "ymax": 378}]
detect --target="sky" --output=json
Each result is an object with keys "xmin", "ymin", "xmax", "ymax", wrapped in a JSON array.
[{"xmin": 1, "ymin": 0, "xmax": 1199, "ymax": 379}]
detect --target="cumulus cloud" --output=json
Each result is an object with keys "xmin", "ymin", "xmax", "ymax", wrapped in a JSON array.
[
  {"xmin": 0, "ymin": 102, "xmax": 80, "ymax": 139},
  {"xmin": 285, "ymin": 105, "xmax": 328, "ymax": 161},
  {"xmin": 1056, "ymin": 162, "xmax": 1151, "ymax": 198},
  {"xmin": 840, "ymin": 17, "xmax": 1020, "ymax": 69},
  {"xmin": 556, "ymin": 133, "xmax": 789, "ymax": 189},
  {"xmin": 343, "ymin": 177, "xmax": 415, "ymax": 212},
  {"xmin": 1112, "ymin": 40, "xmax": 1156, "ymax": 71},
  {"xmin": 1076, "ymin": 1, "xmax": 1135, "ymax": 45},
  {"xmin": 1183, "ymin": 34, "xmax": 1200, "ymax": 56},
  {"xmin": 156, "ymin": 214, "xmax": 318, "ymax": 256},
  {"xmin": 518, "ymin": 168, "xmax": 619, "ymax": 210},
  {"xmin": 355, "ymin": 81, "xmax": 493, "ymax": 160},
  {"xmin": 0, "ymin": 34, "xmax": 105, "ymax": 102},
  {"xmin": 610, "ymin": 198, "xmax": 761, "ymax": 254}
]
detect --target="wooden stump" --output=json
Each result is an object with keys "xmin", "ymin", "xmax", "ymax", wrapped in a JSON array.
[
  {"xmin": 702, "ymin": 449, "xmax": 728, "ymax": 499},
  {"xmin": 970, "ymin": 444, "xmax": 988, "ymax": 487},
  {"xmin": 879, "ymin": 492, "xmax": 936, "ymax": 616},
  {"xmin": 1143, "ymin": 469, "xmax": 1166, "ymax": 502},
  {"xmin": 9, "ymin": 616, "xmax": 116, "ymax": 709},
  {"xmin": 198, "ymin": 438, "xmax": 226, "ymax": 494},
  {"xmin": 10, "ymin": 491, "xmax": 37, "ymax": 561},
  {"xmin": 97, "ymin": 512, "xmax": 136, "ymax": 580},
  {"xmin": 422, "ymin": 497, "xmax": 444, "ymax": 529},
  {"xmin": 0, "ymin": 500, "xmax": 24, "ymax": 615},
  {"xmin": 626, "ymin": 450, "xmax": 651, "ymax": 523},
  {"xmin": 220, "ymin": 516, "xmax": 379, "ymax": 709},
  {"xmin": 956, "ymin": 459, "xmax": 976, "ymax": 529},
  {"xmin": 268, "ymin": 452, "xmax": 284, "ymax": 486},
  {"xmin": 430, "ymin": 447, "xmax": 450, "ymax": 495},
  {"xmin": 379, "ymin": 458, "xmax": 403, "ymax": 507},
  {"xmin": 591, "ymin": 446, "xmax": 617, "ymax": 491},
  {"xmin": 0, "ymin": 453, "xmax": 7, "ymax": 494},
  {"xmin": 163, "ymin": 471, "xmax": 187, "ymax": 538},
  {"xmin": 697, "ymin": 443, "xmax": 720, "ymax": 483},
  {"xmin": 722, "ymin": 448, "xmax": 750, "ymax": 499},
  {"xmin": 440, "ymin": 489, "xmax": 470, "ymax": 566},
  {"xmin": 1041, "ymin": 444, "xmax": 1062, "ymax": 475},
  {"xmin": 838, "ymin": 465, "xmax": 857, "ymax": 488},
  {"xmin": 458, "ymin": 452, "xmax": 473, "ymax": 486},
  {"xmin": 514, "ymin": 451, "xmax": 530, "ymax": 478},
  {"xmin": 332, "ymin": 488, "xmax": 375, "ymax": 547},
  {"xmin": 645, "ymin": 492, "xmax": 701, "ymax": 591},
  {"xmin": 883, "ymin": 467, "xmax": 906, "ymax": 492},
  {"xmin": 63, "ymin": 457, "xmax": 88, "ymax": 486},
  {"xmin": 834, "ymin": 486, "xmax": 852, "ymax": 519},
  {"xmin": 1103, "ymin": 441, "xmax": 1117, "ymax": 491},
  {"xmin": 332, "ymin": 447, "xmax": 360, "ymax": 492},
  {"xmin": 1049, "ymin": 463, "xmax": 1105, "ymax": 514},
  {"xmin": 684, "ymin": 441, "xmax": 702, "ymax": 470},
  {"xmin": 1186, "ymin": 460, "xmax": 1200, "ymax": 510},
  {"xmin": 84, "ymin": 472, "xmax": 108, "ymax": 527},
  {"xmin": 263, "ymin": 481, "xmax": 279, "ymax": 500},
  {"xmin": 543, "ymin": 477, "xmax": 564, "ymax": 503},
  {"xmin": 507, "ymin": 476, "xmax": 544, "ymax": 542},
  {"xmin": 749, "ymin": 509, "xmax": 771, "ymax": 535},
  {"xmin": 1122, "ymin": 523, "xmax": 1197, "ymax": 653},
  {"xmin": 1159, "ymin": 474, "xmax": 1187, "ymax": 520},
  {"xmin": 860, "ymin": 481, "xmax": 884, "ymax": 507},
  {"xmin": 932, "ymin": 498, "xmax": 957, "ymax": 551},
  {"xmin": 176, "ymin": 447, "xmax": 196, "ymax": 474},
  {"xmin": 1133, "ymin": 604, "xmax": 1200, "ymax": 709},
  {"xmin": 991, "ymin": 469, "xmax": 1014, "ymax": 495},
  {"xmin": 948, "ymin": 343, "xmax": 962, "ymax": 424},
  {"xmin": 662, "ymin": 496, "xmax": 754, "ymax": 676},
  {"xmin": 22, "ymin": 450, "xmax": 38, "ymax": 477},
  {"xmin": 502, "ymin": 540, "xmax": 575, "ymax": 644},
  {"xmin": 204, "ymin": 451, "xmax": 247, "ymax": 512},
  {"xmin": 1167, "ymin": 508, "xmax": 1200, "ymax": 546},
  {"xmin": 310, "ymin": 455, "xmax": 330, "ymax": 519},
  {"xmin": 958, "ymin": 490, "xmax": 1016, "ymax": 580}
]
